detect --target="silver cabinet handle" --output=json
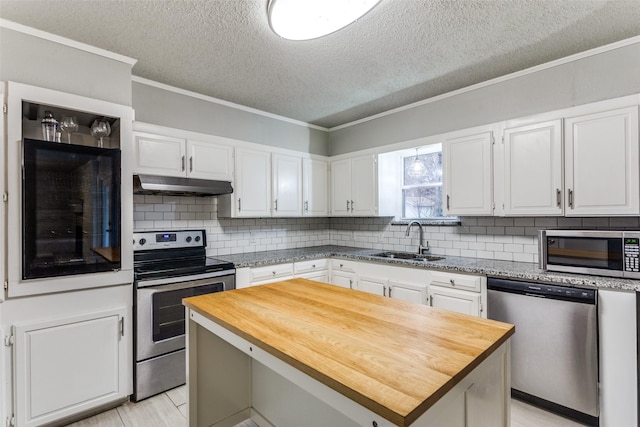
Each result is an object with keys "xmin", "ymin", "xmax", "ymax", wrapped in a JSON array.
[
  {"xmin": 556, "ymin": 189, "xmax": 561, "ymax": 207},
  {"xmin": 189, "ymin": 156, "xmax": 193, "ymax": 172},
  {"xmin": 305, "ymin": 200, "xmax": 309, "ymax": 211},
  {"xmin": 238, "ymin": 198, "xmax": 242, "ymax": 211},
  {"xmin": 429, "ymin": 294, "xmax": 433, "ymax": 306},
  {"xmin": 349, "ymin": 279, "xmax": 353, "ymax": 289},
  {"xmin": 388, "ymin": 287, "xmax": 392, "ymax": 298},
  {"xmin": 351, "ymin": 200, "xmax": 354, "ymax": 212},
  {"xmin": 450, "ymin": 279, "xmax": 455, "ymax": 286},
  {"xmin": 274, "ymin": 199, "xmax": 278, "ymax": 211},
  {"xmin": 383, "ymin": 286, "xmax": 386, "ymax": 297},
  {"xmin": 568, "ymin": 189, "xmax": 574, "ymax": 208},
  {"xmin": 346, "ymin": 200, "xmax": 350, "ymax": 211},
  {"xmin": 181, "ymin": 156, "xmax": 185, "ymax": 172},
  {"xmin": 446, "ymin": 195, "xmax": 450, "ymax": 210}
]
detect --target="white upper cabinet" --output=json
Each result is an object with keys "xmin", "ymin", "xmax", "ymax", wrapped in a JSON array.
[
  {"xmin": 503, "ymin": 120, "xmax": 563, "ymax": 216},
  {"xmin": 443, "ymin": 130, "xmax": 493, "ymax": 216},
  {"xmin": 351, "ymin": 155, "xmax": 378, "ymax": 216},
  {"xmin": 134, "ymin": 133, "xmax": 185, "ymax": 177},
  {"xmin": 187, "ymin": 139, "xmax": 234, "ymax": 181},
  {"xmin": 331, "ymin": 154, "xmax": 378, "ymax": 216},
  {"xmin": 564, "ymin": 106, "xmax": 639, "ymax": 216},
  {"xmin": 330, "ymin": 158, "xmax": 352, "ymax": 216},
  {"xmin": 303, "ymin": 158, "xmax": 329, "ymax": 216},
  {"xmin": 272, "ymin": 153, "xmax": 303, "ymax": 217},
  {"xmin": 220, "ymin": 149, "xmax": 312, "ymax": 218},
  {"xmin": 234, "ymin": 147, "xmax": 272, "ymax": 217},
  {"xmin": 134, "ymin": 132, "xmax": 233, "ymax": 181}
]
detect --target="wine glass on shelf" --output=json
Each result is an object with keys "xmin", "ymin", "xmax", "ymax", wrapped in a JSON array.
[
  {"xmin": 59, "ymin": 116, "xmax": 78, "ymax": 144},
  {"xmin": 90, "ymin": 118, "xmax": 111, "ymax": 148}
]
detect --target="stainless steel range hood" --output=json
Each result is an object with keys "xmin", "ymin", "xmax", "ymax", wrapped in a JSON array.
[{"xmin": 133, "ymin": 174, "xmax": 233, "ymax": 197}]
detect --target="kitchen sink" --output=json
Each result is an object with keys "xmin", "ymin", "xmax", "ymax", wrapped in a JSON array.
[{"xmin": 372, "ymin": 252, "xmax": 445, "ymax": 262}]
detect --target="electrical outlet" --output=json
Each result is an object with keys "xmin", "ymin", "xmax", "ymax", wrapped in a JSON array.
[{"xmin": 250, "ymin": 231, "xmax": 257, "ymax": 244}]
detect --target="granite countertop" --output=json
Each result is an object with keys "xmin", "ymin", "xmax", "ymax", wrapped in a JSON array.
[{"xmin": 219, "ymin": 245, "xmax": 640, "ymax": 292}]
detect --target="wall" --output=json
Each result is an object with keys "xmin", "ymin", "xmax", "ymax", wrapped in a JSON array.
[
  {"xmin": 0, "ymin": 26, "xmax": 133, "ymax": 106},
  {"xmin": 329, "ymin": 40, "xmax": 640, "ymax": 155},
  {"xmin": 132, "ymin": 80, "xmax": 331, "ymax": 156}
]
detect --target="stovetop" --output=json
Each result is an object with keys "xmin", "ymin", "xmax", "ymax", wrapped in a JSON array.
[
  {"xmin": 134, "ymin": 255, "xmax": 235, "ymax": 281},
  {"xmin": 133, "ymin": 229, "xmax": 234, "ymax": 281}
]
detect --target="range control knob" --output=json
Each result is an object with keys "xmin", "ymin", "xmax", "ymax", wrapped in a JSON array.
[
  {"xmin": 139, "ymin": 238, "xmax": 146, "ymax": 246},
  {"xmin": 186, "ymin": 236, "xmax": 192, "ymax": 243},
  {"xmin": 195, "ymin": 236, "xmax": 201, "ymax": 242}
]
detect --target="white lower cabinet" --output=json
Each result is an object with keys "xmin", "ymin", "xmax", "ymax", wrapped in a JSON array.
[
  {"xmin": 429, "ymin": 286, "xmax": 481, "ymax": 317},
  {"xmin": 249, "ymin": 263, "xmax": 294, "ymax": 286},
  {"xmin": 12, "ymin": 307, "xmax": 128, "ymax": 427},
  {"xmin": 428, "ymin": 271, "xmax": 486, "ymax": 318},
  {"xmin": 356, "ymin": 276, "xmax": 388, "ymax": 296},
  {"xmin": 294, "ymin": 259, "xmax": 330, "ymax": 284},
  {"xmin": 352, "ymin": 262, "xmax": 429, "ymax": 304},
  {"xmin": 240, "ymin": 259, "xmax": 485, "ymax": 317},
  {"xmin": 329, "ymin": 260, "xmax": 357, "ymax": 289},
  {"xmin": 389, "ymin": 280, "xmax": 428, "ymax": 305}
]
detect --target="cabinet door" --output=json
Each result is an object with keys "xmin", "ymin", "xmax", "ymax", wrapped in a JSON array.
[
  {"xmin": 13, "ymin": 308, "xmax": 127, "ymax": 427},
  {"xmin": 503, "ymin": 120, "xmax": 563, "ymax": 216},
  {"xmin": 331, "ymin": 159, "xmax": 352, "ymax": 216},
  {"xmin": 187, "ymin": 139, "xmax": 233, "ymax": 181},
  {"xmin": 235, "ymin": 148, "xmax": 271, "ymax": 217},
  {"xmin": 565, "ymin": 106, "xmax": 640, "ymax": 216},
  {"xmin": 272, "ymin": 153, "xmax": 303, "ymax": 217},
  {"xmin": 356, "ymin": 276, "xmax": 387, "ymax": 296},
  {"xmin": 134, "ymin": 133, "xmax": 186, "ymax": 177},
  {"xmin": 351, "ymin": 155, "xmax": 378, "ymax": 216},
  {"xmin": 330, "ymin": 271, "xmax": 355, "ymax": 289},
  {"xmin": 303, "ymin": 158, "xmax": 329, "ymax": 216},
  {"xmin": 429, "ymin": 286, "xmax": 481, "ymax": 317},
  {"xmin": 443, "ymin": 131, "xmax": 493, "ymax": 215},
  {"xmin": 389, "ymin": 281, "xmax": 427, "ymax": 305}
]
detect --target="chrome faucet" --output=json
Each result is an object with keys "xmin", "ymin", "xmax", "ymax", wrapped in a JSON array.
[{"xmin": 405, "ymin": 221, "xmax": 429, "ymax": 254}]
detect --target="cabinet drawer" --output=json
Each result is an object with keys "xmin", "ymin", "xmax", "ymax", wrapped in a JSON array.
[
  {"xmin": 330, "ymin": 259, "xmax": 356, "ymax": 272},
  {"xmin": 294, "ymin": 259, "xmax": 328, "ymax": 274},
  {"xmin": 251, "ymin": 263, "xmax": 294, "ymax": 283},
  {"xmin": 430, "ymin": 271, "xmax": 482, "ymax": 292}
]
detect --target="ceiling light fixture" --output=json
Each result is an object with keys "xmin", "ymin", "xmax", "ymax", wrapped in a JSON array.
[
  {"xmin": 407, "ymin": 148, "xmax": 427, "ymax": 179},
  {"xmin": 268, "ymin": 0, "xmax": 381, "ymax": 41}
]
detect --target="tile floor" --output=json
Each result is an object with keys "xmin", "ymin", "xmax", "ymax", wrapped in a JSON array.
[{"xmin": 64, "ymin": 385, "xmax": 588, "ymax": 427}]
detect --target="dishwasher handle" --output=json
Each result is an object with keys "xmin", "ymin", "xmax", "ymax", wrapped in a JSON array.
[{"xmin": 487, "ymin": 277, "xmax": 596, "ymax": 304}]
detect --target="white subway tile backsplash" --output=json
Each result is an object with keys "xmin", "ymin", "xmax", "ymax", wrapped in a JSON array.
[{"xmin": 132, "ymin": 197, "xmax": 633, "ymax": 264}]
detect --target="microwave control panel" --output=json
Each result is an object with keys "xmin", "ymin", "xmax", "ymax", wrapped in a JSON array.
[{"xmin": 623, "ymin": 237, "xmax": 640, "ymax": 272}]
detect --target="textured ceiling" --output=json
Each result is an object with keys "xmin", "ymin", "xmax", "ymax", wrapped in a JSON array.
[{"xmin": 1, "ymin": 0, "xmax": 640, "ymax": 129}]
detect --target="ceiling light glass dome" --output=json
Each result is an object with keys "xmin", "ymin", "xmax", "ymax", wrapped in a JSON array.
[{"xmin": 268, "ymin": 0, "xmax": 381, "ymax": 41}]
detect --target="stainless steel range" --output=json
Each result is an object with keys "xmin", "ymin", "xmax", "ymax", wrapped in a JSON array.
[{"xmin": 132, "ymin": 229, "xmax": 235, "ymax": 401}]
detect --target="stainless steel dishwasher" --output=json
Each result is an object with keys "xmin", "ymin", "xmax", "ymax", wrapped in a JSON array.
[{"xmin": 487, "ymin": 278, "xmax": 598, "ymax": 426}]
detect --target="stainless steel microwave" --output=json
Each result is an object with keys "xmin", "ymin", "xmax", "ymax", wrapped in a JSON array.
[{"xmin": 539, "ymin": 230, "xmax": 640, "ymax": 279}]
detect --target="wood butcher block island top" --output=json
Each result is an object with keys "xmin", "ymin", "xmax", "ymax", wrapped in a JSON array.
[{"xmin": 183, "ymin": 278, "xmax": 515, "ymax": 426}]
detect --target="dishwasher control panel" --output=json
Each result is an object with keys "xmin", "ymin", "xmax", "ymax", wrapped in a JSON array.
[{"xmin": 624, "ymin": 237, "xmax": 640, "ymax": 273}]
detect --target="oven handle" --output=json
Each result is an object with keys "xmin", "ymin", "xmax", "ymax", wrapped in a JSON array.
[{"xmin": 136, "ymin": 271, "xmax": 235, "ymax": 288}]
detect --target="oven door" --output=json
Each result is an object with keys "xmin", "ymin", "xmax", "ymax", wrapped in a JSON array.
[{"xmin": 135, "ymin": 274, "xmax": 235, "ymax": 362}]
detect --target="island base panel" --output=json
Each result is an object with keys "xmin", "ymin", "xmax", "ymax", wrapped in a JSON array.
[{"xmin": 187, "ymin": 319, "xmax": 252, "ymax": 427}]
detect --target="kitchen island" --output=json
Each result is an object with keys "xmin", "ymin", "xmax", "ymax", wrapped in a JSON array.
[{"xmin": 183, "ymin": 278, "xmax": 514, "ymax": 427}]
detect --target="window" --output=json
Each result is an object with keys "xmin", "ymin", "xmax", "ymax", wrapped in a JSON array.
[
  {"xmin": 378, "ymin": 143, "xmax": 458, "ymax": 223},
  {"xmin": 402, "ymin": 149, "xmax": 444, "ymax": 219}
]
